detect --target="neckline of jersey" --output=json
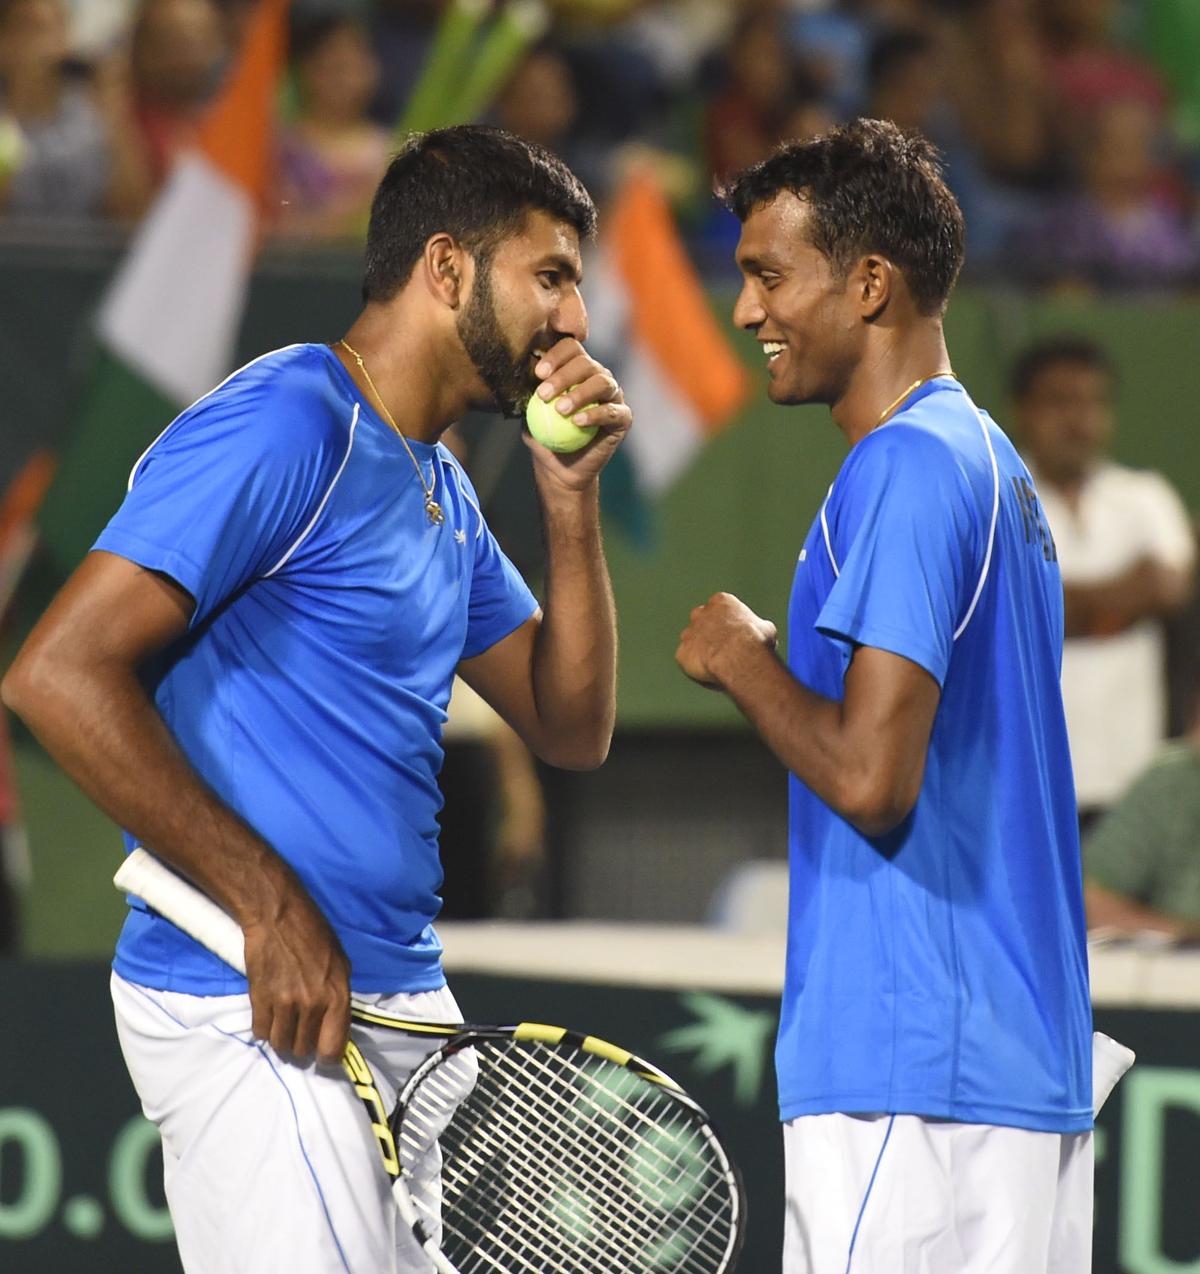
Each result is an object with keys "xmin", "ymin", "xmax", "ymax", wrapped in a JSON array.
[
  {"xmin": 322, "ymin": 343, "xmax": 440, "ymax": 458},
  {"xmin": 882, "ymin": 374, "xmax": 965, "ymax": 427}
]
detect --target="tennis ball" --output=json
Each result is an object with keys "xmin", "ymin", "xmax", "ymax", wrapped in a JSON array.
[
  {"xmin": 524, "ymin": 387, "xmax": 597, "ymax": 453},
  {"xmin": 0, "ymin": 115, "xmax": 26, "ymax": 180}
]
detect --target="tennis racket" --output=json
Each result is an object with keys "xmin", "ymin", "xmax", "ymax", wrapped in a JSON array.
[{"xmin": 113, "ymin": 847, "xmax": 746, "ymax": 1273}]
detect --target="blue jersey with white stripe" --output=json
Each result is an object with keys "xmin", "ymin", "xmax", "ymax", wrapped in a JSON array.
[
  {"xmin": 96, "ymin": 344, "xmax": 538, "ymax": 995},
  {"xmin": 778, "ymin": 377, "xmax": 1092, "ymax": 1133}
]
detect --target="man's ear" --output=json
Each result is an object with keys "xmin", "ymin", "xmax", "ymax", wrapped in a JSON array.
[
  {"xmin": 423, "ymin": 234, "xmax": 468, "ymax": 309},
  {"xmin": 852, "ymin": 253, "xmax": 895, "ymax": 322}
]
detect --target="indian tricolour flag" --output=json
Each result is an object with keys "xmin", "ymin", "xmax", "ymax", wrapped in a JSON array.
[
  {"xmin": 37, "ymin": 0, "xmax": 288, "ymax": 581},
  {"xmin": 587, "ymin": 168, "xmax": 750, "ymax": 542}
]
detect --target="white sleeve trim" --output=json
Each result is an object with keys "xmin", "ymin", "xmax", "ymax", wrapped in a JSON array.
[
  {"xmin": 819, "ymin": 483, "xmax": 839, "ymax": 577},
  {"xmin": 126, "ymin": 345, "xmax": 308, "ymax": 492},
  {"xmin": 446, "ymin": 460, "xmax": 485, "ymax": 541},
  {"xmin": 262, "ymin": 403, "xmax": 359, "ymax": 578},
  {"xmin": 953, "ymin": 407, "xmax": 1001, "ymax": 641}
]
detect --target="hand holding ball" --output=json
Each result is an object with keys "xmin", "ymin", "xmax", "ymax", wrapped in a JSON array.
[{"xmin": 525, "ymin": 388, "xmax": 598, "ymax": 454}]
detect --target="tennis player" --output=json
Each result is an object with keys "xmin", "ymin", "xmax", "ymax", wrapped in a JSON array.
[
  {"xmin": 3, "ymin": 126, "xmax": 628, "ymax": 1272},
  {"xmin": 676, "ymin": 119, "xmax": 1093, "ymax": 1272}
]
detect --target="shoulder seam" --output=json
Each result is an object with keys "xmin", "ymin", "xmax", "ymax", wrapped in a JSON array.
[
  {"xmin": 125, "ymin": 344, "xmax": 308, "ymax": 492},
  {"xmin": 444, "ymin": 456, "xmax": 485, "ymax": 541},
  {"xmin": 952, "ymin": 405, "xmax": 1000, "ymax": 642},
  {"xmin": 262, "ymin": 402, "xmax": 359, "ymax": 578},
  {"xmin": 820, "ymin": 483, "xmax": 839, "ymax": 577}
]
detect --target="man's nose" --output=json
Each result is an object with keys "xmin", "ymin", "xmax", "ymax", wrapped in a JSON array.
[
  {"xmin": 732, "ymin": 283, "xmax": 765, "ymax": 332},
  {"xmin": 554, "ymin": 288, "xmax": 588, "ymax": 343}
]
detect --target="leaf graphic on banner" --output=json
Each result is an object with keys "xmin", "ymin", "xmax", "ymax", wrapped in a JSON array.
[{"xmin": 657, "ymin": 993, "xmax": 776, "ymax": 1107}]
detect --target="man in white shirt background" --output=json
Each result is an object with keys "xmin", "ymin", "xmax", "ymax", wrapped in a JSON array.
[{"xmin": 1012, "ymin": 335, "xmax": 1196, "ymax": 830}]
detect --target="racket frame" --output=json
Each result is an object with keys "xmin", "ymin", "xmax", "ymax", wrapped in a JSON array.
[{"xmin": 113, "ymin": 848, "xmax": 746, "ymax": 1272}]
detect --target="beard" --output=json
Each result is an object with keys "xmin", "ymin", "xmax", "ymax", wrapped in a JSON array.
[{"xmin": 456, "ymin": 265, "xmax": 539, "ymax": 418}]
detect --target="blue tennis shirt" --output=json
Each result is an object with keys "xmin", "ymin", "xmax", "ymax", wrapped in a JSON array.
[
  {"xmin": 779, "ymin": 377, "xmax": 1093, "ymax": 1133},
  {"xmin": 96, "ymin": 344, "xmax": 538, "ymax": 995}
]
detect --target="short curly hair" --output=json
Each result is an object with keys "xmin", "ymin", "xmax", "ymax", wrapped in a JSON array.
[
  {"xmin": 720, "ymin": 118, "xmax": 965, "ymax": 317},
  {"xmin": 363, "ymin": 125, "xmax": 597, "ymax": 304}
]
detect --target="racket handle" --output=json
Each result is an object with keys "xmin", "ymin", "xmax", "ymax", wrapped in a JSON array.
[{"xmin": 114, "ymin": 848, "xmax": 247, "ymax": 975}]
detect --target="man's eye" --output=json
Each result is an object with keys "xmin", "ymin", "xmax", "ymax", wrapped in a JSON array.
[
  {"xmin": 539, "ymin": 272, "xmax": 560, "ymax": 289},
  {"xmin": 760, "ymin": 273, "xmax": 780, "ymax": 289}
]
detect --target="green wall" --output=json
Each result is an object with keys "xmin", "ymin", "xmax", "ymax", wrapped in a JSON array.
[
  {"xmin": 609, "ymin": 287, "xmax": 1200, "ymax": 725},
  {"xmin": 3, "ymin": 242, "xmax": 1199, "ymax": 955}
]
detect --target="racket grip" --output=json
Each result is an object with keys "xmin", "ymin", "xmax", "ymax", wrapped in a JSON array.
[{"xmin": 114, "ymin": 847, "xmax": 248, "ymax": 975}]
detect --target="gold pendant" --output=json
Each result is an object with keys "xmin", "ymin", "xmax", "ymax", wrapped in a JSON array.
[{"xmin": 425, "ymin": 497, "xmax": 445, "ymax": 526}]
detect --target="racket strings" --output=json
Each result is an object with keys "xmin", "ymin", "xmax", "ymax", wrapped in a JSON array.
[
  {"xmin": 408, "ymin": 1060, "xmax": 666, "ymax": 1274},
  {"xmin": 487, "ymin": 1042, "xmax": 733, "ymax": 1254},
  {"xmin": 395, "ymin": 1038, "xmax": 738, "ymax": 1273},
  {"xmin": 443, "ymin": 1043, "xmax": 710, "ymax": 1245},
  {"xmin": 442, "ymin": 1083, "xmax": 678, "ymax": 1274}
]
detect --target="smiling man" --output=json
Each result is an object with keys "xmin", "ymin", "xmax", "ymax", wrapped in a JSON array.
[
  {"xmin": 676, "ymin": 120, "xmax": 1093, "ymax": 1272},
  {"xmin": 3, "ymin": 126, "xmax": 629, "ymax": 1273}
]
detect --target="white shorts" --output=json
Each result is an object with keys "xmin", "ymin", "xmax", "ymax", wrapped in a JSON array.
[
  {"xmin": 112, "ymin": 971, "xmax": 461, "ymax": 1274},
  {"xmin": 783, "ymin": 1113, "xmax": 1093, "ymax": 1274}
]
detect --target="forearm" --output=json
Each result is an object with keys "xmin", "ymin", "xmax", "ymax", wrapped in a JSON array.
[
  {"xmin": 1064, "ymin": 562, "xmax": 1193, "ymax": 637},
  {"xmin": 4, "ymin": 655, "xmax": 303, "ymax": 928},
  {"xmin": 530, "ymin": 479, "xmax": 616, "ymax": 769},
  {"xmin": 716, "ymin": 643, "xmax": 897, "ymax": 834}
]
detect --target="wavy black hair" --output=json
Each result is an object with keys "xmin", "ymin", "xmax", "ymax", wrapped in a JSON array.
[
  {"xmin": 362, "ymin": 125, "xmax": 597, "ymax": 304},
  {"xmin": 720, "ymin": 118, "xmax": 965, "ymax": 316}
]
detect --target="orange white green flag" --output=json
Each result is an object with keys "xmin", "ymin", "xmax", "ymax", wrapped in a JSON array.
[
  {"xmin": 37, "ymin": 0, "xmax": 289, "ymax": 581},
  {"xmin": 585, "ymin": 168, "xmax": 750, "ymax": 540}
]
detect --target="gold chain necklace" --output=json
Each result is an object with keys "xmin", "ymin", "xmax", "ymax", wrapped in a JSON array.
[
  {"xmin": 874, "ymin": 371, "xmax": 958, "ymax": 430},
  {"xmin": 337, "ymin": 339, "xmax": 445, "ymax": 526}
]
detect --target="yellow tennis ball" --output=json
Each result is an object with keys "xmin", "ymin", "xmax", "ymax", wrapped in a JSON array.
[
  {"xmin": 0, "ymin": 115, "xmax": 26, "ymax": 180},
  {"xmin": 524, "ymin": 387, "xmax": 598, "ymax": 454}
]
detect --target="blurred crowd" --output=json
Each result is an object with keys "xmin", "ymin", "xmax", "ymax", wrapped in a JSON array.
[{"xmin": 1, "ymin": 0, "xmax": 1198, "ymax": 289}]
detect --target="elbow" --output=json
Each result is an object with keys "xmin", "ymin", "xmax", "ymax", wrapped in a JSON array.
[
  {"xmin": 537, "ymin": 727, "xmax": 612, "ymax": 772},
  {"xmin": 1, "ymin": 650, "xmax": 37, "ymax": 720},
  {"xmin": 2, "ymin": 640, "xmax": 66, "ymax": 728},
  {"xmin": 834, "ymin": 771, "xmax": 919, "ymax": 839}
]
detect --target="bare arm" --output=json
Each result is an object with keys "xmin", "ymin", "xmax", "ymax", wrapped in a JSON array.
[
  {"xmin": 488, "ymin": 720, "xmax": 546, "ymax": 891},
  {"xmin": 459, "ymin": 338, "xmax": 627, "ymax": 770},
  {"xmin": 1085, "ymin": 878, "xmax": 1200, "ymax": 942},
  {"xmin": 1063, "ymin": 556, "xmax": 1194, "ymax": 638},
  {"xmin": 676, "ymin": 593, "xmax": 941, "ymax": 837},
  {"xmin": 459, "ymin": 476, "xmax": 616, "ymax": 770},
  {"xmin": 1, "ymin": 552, "xmax": 350, "ymax": 1062}
]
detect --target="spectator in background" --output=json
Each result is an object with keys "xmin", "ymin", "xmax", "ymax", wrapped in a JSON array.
[
  {"xmin": 130, "ymin": 0, "xmax": 225, "ymax": 189},
  {"xmin": 1083, "ymin": 701, "xmax": 1200, "ymax": 943},
  {"xmin": 367, "ymin": 0, "xmax": 440, "ymax": 129},
  {"xmin": 1023, "ymin": 93, "xmax": 1199, "ymax": 291},
  {"xmin": 0, "ymin": 0, "xmax": 149, "ymax": 219},
  {"xmin": 1012, "ymin": 336, "xmax": 1195, "ymax": 828},
  {"xmin": 1041, "ymin": 0, "xmax": 1168, "ymax": 142},
  {"xmin": 704, "ymin": 8, "xmax": 805, "ymax": 182},
  {"xmin": 864, "ymin": 26, "xmax": 1016, "ymax": 269},
  {"xmin": 494, "ymin": 42, "xmax": 579, "ymax": 156},
  {"xmin": 276, "ymin": 15, "xmax": 389, "ymax": 242},
  {"xmin": 786, "ymin": 0, "xmax": 929, "ymax": 118},
  {"xmin": 938, "ymin": 0, "xmax": 1057, "ymax": 190},
  {"xmin": 491, "ymin": 41, "xmax": 617, "ymax": 202}
]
